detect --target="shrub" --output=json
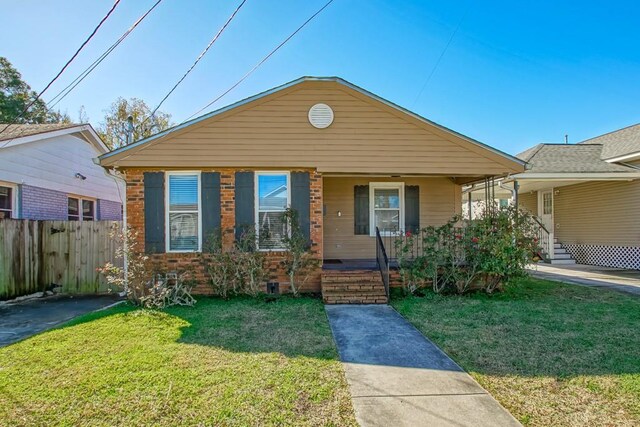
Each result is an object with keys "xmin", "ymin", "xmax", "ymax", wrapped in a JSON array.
[
  {"xmin": 394, "ymin": 205, "xmax": 539, "ymax": 294},
  {"xmin": 98, "ymin": 226, "xmax": 195, "ymax": 308},
  {"xmin": 202, "ymin": 228, "xmax": 268, "ymax": 298}
]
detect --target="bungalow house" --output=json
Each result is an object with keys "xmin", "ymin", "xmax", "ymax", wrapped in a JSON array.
[
  {"xmin": 467, "ymin": 123, "xmax": 640, "ymax": 270},
  {"xmin": 98, "ymin": 76, "xmax": 524, "ymax": 302},
  {"xmin": 0, "ymin": 123, "xmax": 123, "ymax": 221}
]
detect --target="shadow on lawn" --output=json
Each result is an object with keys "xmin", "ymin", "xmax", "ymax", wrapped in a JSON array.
[
  {"xmin": 171, "ymin": 295, "xmax": 341, "ymax": 360},
  {"xmin": 390, "ymin": 278, "xmax": 640, "ymax": 378}
]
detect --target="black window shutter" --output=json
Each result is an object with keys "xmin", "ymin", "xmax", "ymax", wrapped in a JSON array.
[
  {"xmin": 405, "ymin": 185, "xmax": 420, "ymax": 233},
  {"xmin": 144, "ymin": 172, "xmax": 165, "ymax": 253},
  {"xmin": 201, "ymin": 172, "xmax": 221, "ymax": 252},
  {"xmin": 354, "ymin": 185, "xmax": 370, "ymax": 235},
  {"xmin": 291, "ymin": 172, "xmax": 311, "ymax": 246},
  {"xmin": 235, "ymin": 171, "xmax": 255, "ymax": 242}
]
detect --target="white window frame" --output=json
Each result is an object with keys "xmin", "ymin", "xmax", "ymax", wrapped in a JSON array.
[
  {"xmin": 369, "ymin": 182, "xmax": 405, "ymax": 237},
  {"xmin": 0, "ymin": 181, "xmax": 18, "ymax": 219},
  {"xmin": 67, "ymin": 195, "xmax": 96, "ymax": 222},
  {"xmin": 255, "ymin": 171, "xmax": 291, "ymax": 251},
  {"xmin": 165, "ymin": 171, "xmax": 202, "ymax": 253}
]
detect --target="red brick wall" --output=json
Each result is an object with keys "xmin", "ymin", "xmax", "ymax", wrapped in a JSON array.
[{"xmin": 123, "ymin": 168, "xmax": 323, "ymax": 295}]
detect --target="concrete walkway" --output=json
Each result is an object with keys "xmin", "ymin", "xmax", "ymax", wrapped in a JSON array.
[
  {"xmin": 325, "ymin": 305, "xmax": 520, "ymax": 427},
  {"xmin": 529, "ymin": 264, "xmax": 640, "ymax": 296}
]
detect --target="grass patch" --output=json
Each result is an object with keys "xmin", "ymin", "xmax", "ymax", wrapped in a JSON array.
[
  {"xmin": 0, "ymin": 296, "xmax": 356, "ymax": 426},
  {"xmin": 392, "ymin": 278, "xmax": 640, "ymax": 426}
]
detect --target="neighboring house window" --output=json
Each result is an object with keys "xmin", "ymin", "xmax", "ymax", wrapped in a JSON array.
[
  {"xmin": 167, "ymin": 173, "xmax": 200, "ymax": 252},
  {"xmin": 370, "ymin": 183, "xmax": 404, "ymax": 235},
  {"xmin": 68, "ymin": 197, "xmax": 95, "ymax": 221},
  {"xmin": 0, "ymin": 185, "xmax": 13, "ymax": 219},
  {"xmin": 256, "ymin": 172, "xmax": 289, "ymax": 250}
]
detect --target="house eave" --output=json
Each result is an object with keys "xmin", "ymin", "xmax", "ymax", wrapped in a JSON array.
[{"xmin": 509, "ymin": 172, "xmax": 640, "ymax": 181}]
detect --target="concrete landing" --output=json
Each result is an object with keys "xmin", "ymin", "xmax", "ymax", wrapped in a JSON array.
[{"xmin": 325, "ymin": 304, "xmax": 520, "ymax": 427}]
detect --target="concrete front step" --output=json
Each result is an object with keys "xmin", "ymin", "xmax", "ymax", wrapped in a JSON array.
[
  {"xmin": 549, "ymin": 259, "xmax": 577, "ymax": 265},
  {"xmin": 554, "ymin": 252, "xmax": 571, "ymax": 258}
]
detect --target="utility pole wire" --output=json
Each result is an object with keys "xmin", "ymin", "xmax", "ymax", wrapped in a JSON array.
[
  {"xmin": 412, "ymin": 6, "xmax": 469, "ymax": 107},
  {"xmin": 143, "ymin": 0, "xmax": 248, "ymax": 127},
  {"xmin": 186, "ymin": 0, "xmax": 336, "ymax": 121},
  {"xmin": 116, "ymin": 0, "xmax": 336, "ymax": 162},
  {"xmin": 48, "ymin": 0, "xmax": 164, "ymax": 110},
  {"xmin": 0, "ymin": 0, "xmax": 122, "ymax": 136}
]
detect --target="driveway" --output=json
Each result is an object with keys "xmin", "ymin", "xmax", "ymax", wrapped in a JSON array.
[
  {"xmin": 0, "ymin": 294, "xmax": 123, "ymax": 347},
  {"xmin": 325, "ymin": 304, "xmax": 520, "ymax": 427},
  {"xmin": 530, "ymin": 264, "xmax": 640, "ymax": 296}
]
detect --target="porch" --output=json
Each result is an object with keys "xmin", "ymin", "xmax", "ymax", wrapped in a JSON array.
[{"xmin": 320, "ymin": 174, "xmax": 459, "ymax": 303}]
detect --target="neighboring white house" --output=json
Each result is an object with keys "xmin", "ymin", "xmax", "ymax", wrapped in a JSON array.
[{"xmin": 0, "ymin": 123, "xmax": 123, "ymax": 220}]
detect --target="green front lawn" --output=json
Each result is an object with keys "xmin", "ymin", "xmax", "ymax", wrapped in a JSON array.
[
  {"xmin": 392, "ymin": 277, "xmax": 640, "ymax": 426},
  {"xmin": 0, "ymin": 297, "xmax": 356, "ymax": 426}
]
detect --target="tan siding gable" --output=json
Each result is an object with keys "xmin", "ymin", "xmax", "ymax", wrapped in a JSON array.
[{"xmin": 104, "ymin": 81, "xmax": 522, "ymax": 176}]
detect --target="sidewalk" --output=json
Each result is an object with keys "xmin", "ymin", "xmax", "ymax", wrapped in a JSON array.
[
  {"xmin": 325, "ymin": 304, "xmax": 520, "ymax": 427},
  {"xmin": 529, "ymin": 264, "xmax": 640, "ymax": 296}
]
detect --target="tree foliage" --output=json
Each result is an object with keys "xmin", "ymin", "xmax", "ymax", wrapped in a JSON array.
[
  {"xmin": 0, "ymin": 57, "xmax": 70, "ymax": 124},
  {"xmin": 97, "ymin": 97, "xmax": 172, "ymax": 150}
]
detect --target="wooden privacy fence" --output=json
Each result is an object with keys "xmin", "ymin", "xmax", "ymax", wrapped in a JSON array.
[{"xmin": 0, "ymin": 220, "xmax": 123, "ymax": 300}]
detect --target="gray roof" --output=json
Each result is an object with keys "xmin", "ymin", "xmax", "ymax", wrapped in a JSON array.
[
  {"xmin": 579, "ymin": 122, "xmax": 640, "ymax": 160},
  {"xmin": 0, "ymin": 123, "xmax": 80, "ymax": 142},
  {"xmin": 516, "ymin": 143, "xmax": 637, "ymax": 173}
]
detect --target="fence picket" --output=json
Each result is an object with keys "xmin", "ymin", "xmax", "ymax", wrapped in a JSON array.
[{"xmin": 0, "ymin": 220, "xmax": 122, "ymax": 300}]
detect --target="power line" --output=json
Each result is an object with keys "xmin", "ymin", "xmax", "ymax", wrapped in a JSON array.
[
  {"xmin": 412, "ymin": 6, "xmax": 469, "ymax": 107},
  {"xmin": 185, "ymin": 0, "xmax": 335, "ymax": 121},
  {"xmin": 117, "ymin": 0, "xmax": 336, "ymax": 161},
  {"xmin": 0, "ymin": 0, "xmax": 122, "ymax": 136},
  {"xmin": 143, "ymin": 0, "xmax": 248, "ymax": 126},
  {"xmin": 48, "ymin": 0, "xmax": 164, "ymax": 110}
]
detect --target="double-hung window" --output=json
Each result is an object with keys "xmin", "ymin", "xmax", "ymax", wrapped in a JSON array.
[
  {"xmin": 167, "ymin": 173, "xmax": 200, "ymax": 252},
  {"xmin": 370, "ymin": 183, "xmax": 404, "ymax": 235},
  {"xmin": 0, "ymin": 185, "xmax": 14, "ymax": 219},
  {"xmin": 68, "ymin": 197, "xmax": 95, "ymax": 221},
  {"xmin": 256, "ymin": 172, "xmax": 289, "ymax": 250}
]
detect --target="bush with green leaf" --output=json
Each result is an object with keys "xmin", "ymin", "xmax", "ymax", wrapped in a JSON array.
[
  {"xmin": 201, "ymin": 228, "xmax": 267, "ymax": 298},
  {"xmin": 394, "ymin": 205, "xmax": 540, "ymax": 295}
]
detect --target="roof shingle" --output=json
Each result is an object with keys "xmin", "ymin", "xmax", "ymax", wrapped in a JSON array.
[
  {"xmin": 516, "ymin": 143, "xmax": 637, "ymax": 173},
  {"xmin": 579, "ymin": 123, "xmax": 640, "ymax": 160},
  {"xmin": 0, "ymin": 123, "xmax": 80, "ymax": 142}
]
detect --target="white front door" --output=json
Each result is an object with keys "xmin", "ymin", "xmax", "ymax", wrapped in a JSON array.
[{"xmin": 538, "ymin": 190, "xmax": 554, "ymax": 232}]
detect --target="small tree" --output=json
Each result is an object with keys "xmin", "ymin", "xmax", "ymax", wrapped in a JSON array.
[{"xmin": 280, "ymin": 208, "xmax": 319, "ymax": 296}]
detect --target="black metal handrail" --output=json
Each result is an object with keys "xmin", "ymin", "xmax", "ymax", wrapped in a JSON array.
[
  {"xmin": 531, "ymin": 216, "xmax": 551, "ymax": 260},
  {"xmin": 375, "ymin": 227, "xmax": 390, "ymax": 298}
]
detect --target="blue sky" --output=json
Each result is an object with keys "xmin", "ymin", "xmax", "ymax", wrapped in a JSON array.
[{"xmin": 2, "ymin": 0, "xmax": 639, "ymax": 155}]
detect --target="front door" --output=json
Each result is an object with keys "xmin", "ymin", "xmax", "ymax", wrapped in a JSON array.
[{"xmin": 538, "ymin": 190, "xmax": 554, "ymax": 232}]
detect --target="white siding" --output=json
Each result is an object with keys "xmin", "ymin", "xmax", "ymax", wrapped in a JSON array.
[{"xmin": 0, "ymin": 134, "xmax": 122, "ymax": 202}]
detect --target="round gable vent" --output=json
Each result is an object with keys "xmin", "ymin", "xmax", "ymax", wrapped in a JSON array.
[{"xmin": 308, "ymin": 103, "xmax": 334, "ymax": 129}]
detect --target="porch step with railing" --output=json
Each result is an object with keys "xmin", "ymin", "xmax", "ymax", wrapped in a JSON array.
[
  {"xmin": 321, "ymin": 269, "xmax": 388, "ymax": 304},
  {"xmin": 546, "ymin": 239, "xmax": 576, "ymax": 265}
]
